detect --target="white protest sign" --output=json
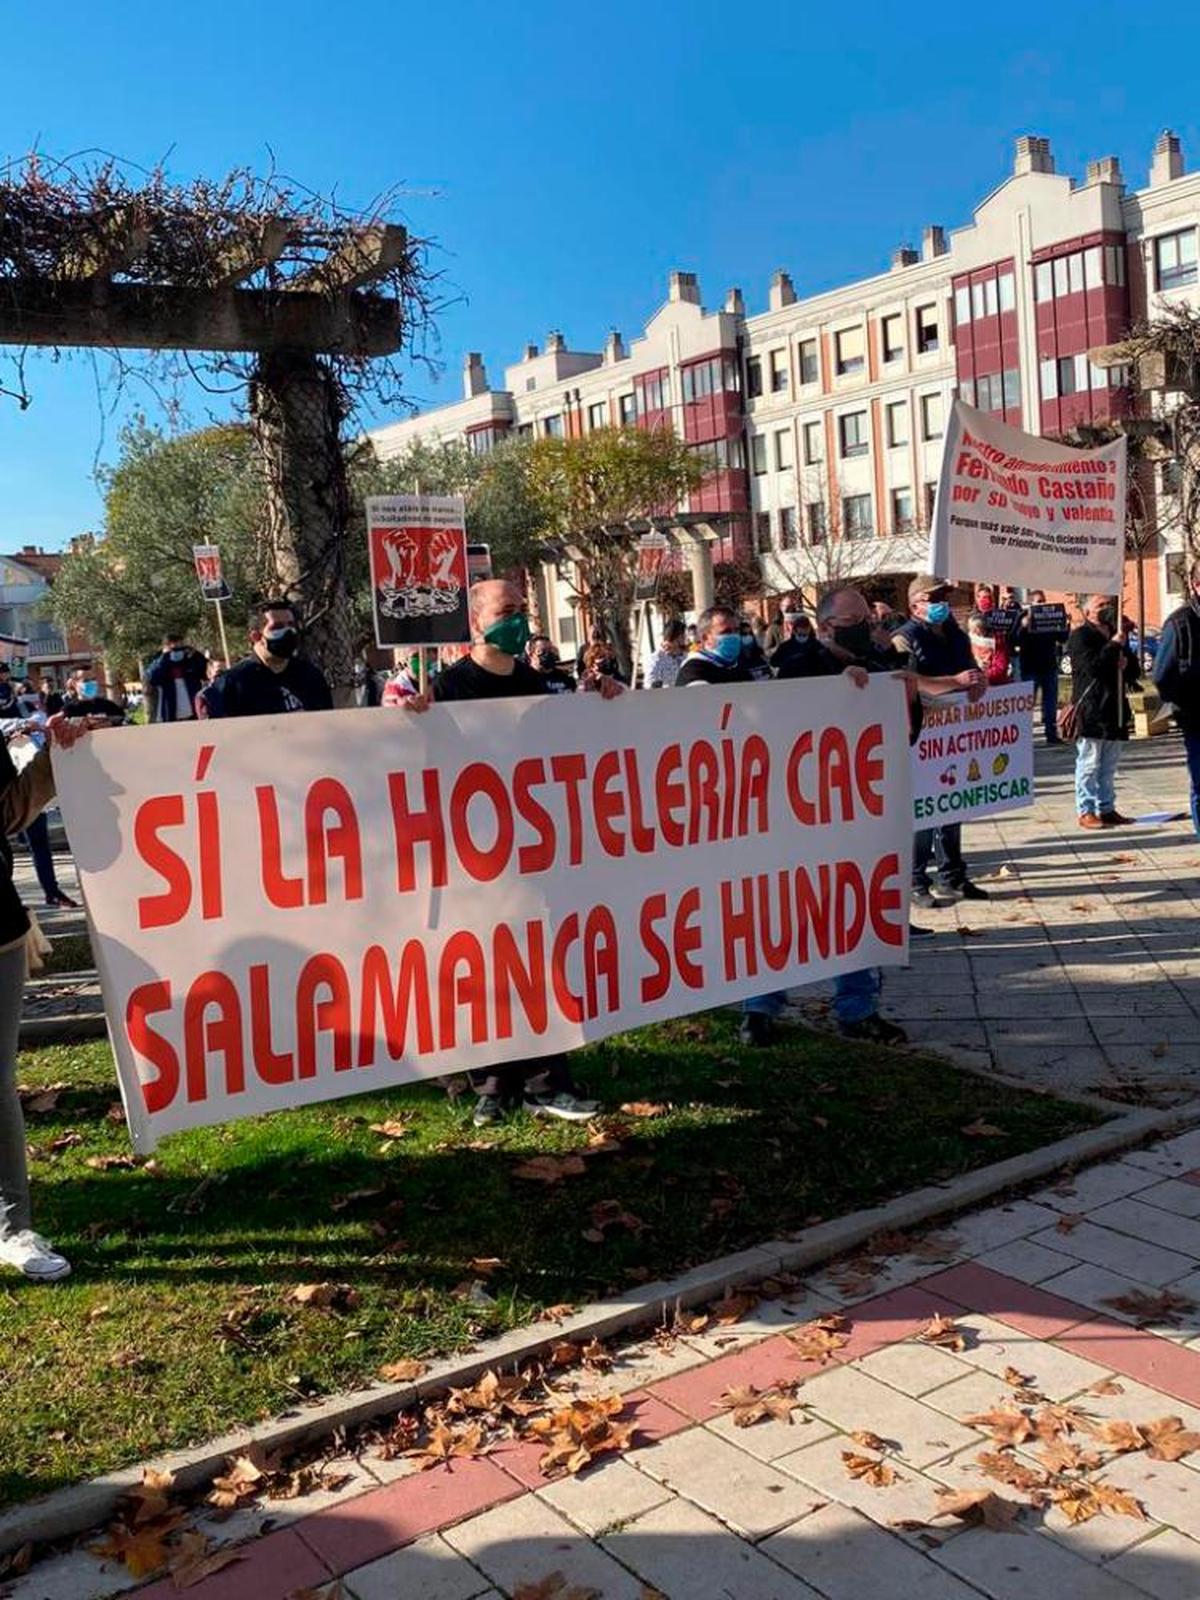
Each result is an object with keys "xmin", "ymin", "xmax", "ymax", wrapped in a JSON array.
[
  {"xmin": 912, "ymin": 685, "xmax": 1035, "ymax": 829},
  {"xmin": 56, "ymin": 679, "xmax": 914, "ymax": 1150},
  {"xmin": 930, "ymin": 400, "xmax": 1126, "ymax": 594}
]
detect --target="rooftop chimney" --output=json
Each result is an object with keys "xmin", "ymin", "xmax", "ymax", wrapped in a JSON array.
[
  {"xmin": 724, "ymin": 286, "xmax": 745, "ymax": 315},
  {"xmin": 545, "ymin": 329, "xmax": 566, "ymax": 353},
  {"xmin": 462, "ymin": 352, "xmax": 488, "ymax": 399},
  {"xmin": 922, "ymin": 225, "xmax": 947, "ymax": 260},
  {"xmin": 524, "ymin": 342, "xmax": 539, "ymax": 361},
  {"xmin": 768, "ymin": 270, "xmax": 796, "ymax": 310},
  {"xmin": 1151, "ymin": 130, "xmax": 1185, "ymax": 187},
  {"xmin": 668, "ymin": 270, "xmax": 700, "ymax": 305},
  {"xmin": 1085, "ymin": 155, "xmax": 1123, "ymax": 188},
  {"xmin": 891, "ymin": 245, "xmax": 919, "ymax": 270},
  {"xmin": 1014, "ymin": 136, "xmax": 1055, "ymax": 176},
  {"xmin": 604, "ymin": 329, "xmax": 626, "ymax": 364}
]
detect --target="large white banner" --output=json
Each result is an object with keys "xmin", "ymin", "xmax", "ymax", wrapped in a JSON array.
[
  {"xmin": 930, "ymin": 400, "xmax": 1126, "ymax": 594},
  {"xmin": 912, "ymin": 685, "xmax": 1034, "ymax": 828},
  {"xmin": 56, "ymin": 680, "xmax": 914, "ymax": 1150}
]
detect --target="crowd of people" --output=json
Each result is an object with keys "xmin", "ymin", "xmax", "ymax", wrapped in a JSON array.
[{"xmin": 4, "ymin": 563, "xmax": 1200, "ymax": 1285}]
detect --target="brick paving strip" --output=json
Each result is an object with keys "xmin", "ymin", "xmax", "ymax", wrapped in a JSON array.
[{"xmin": 12, "ymin": 1128, "xmax": 1200, "ymax": 1599}]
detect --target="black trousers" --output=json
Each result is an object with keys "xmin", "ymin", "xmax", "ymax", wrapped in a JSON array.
[
  {"xmin": 912, "ymin": 824, "xmax": 967, "ymax": 891},
  {"xmin": 470, "ymin": 1053, "xmax": 572, "ymax": 1103}
]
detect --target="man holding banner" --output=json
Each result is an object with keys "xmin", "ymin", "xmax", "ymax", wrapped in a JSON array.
[{"xmin": 1066, "ymin": 595, "xmax": 1140, "ymax": 829}]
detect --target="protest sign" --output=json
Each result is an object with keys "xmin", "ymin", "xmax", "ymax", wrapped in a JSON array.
[
  {"xmin": 192, "ymin": 545, "xmax": 231, "ymax": 603},
  {"xmin": 1027, "ymin": 602, "xmax": 1068, "ymax": 634},
  {"xmin": 912, "ymin": 685, "xmax": 1034, "ymax": 828},
  {"xmin": 467, "ymin": 542, "xmax": 493, "ymax": 585},
  {"xmin": 57, "ymin": 678, "xmax": 913, "ymax": 1149},
  {"xmin": 634, "ymin": 531, "xmax": 670, "ymax": 601},
  {"xmin": 930, "ymin": 401, "xmax": 1126, "ymax": 594},
  {"xmin": 366, "ymin": 494, "xmax": 470, "ymax": 648}
]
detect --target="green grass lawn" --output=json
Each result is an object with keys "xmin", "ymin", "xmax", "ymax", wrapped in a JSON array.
[{"xmin": 0, "ymin": 1015, "xmax": 1102, "ymax": 1509}]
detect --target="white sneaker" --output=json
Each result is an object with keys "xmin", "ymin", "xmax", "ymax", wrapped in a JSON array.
[{"xmin": 0, "ymin": 1228, "xmax": 71, "ymax": 1281}]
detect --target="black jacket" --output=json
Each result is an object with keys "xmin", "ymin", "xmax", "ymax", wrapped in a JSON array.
[
  {"xmin": 1152, "ymin": 600, "xmax": 1200, "ymax": 734},
  {"xmin": 202, "ymin": 654, "xmax": 333, "ymax": 718},
  {"xmin": 146, "ymin": 648, "xmax": 207, "ymax": 722},
  {"xmin": 1067, "ymin": 623, "xmax": 1140, "ymax": 740},
  {"xmin": 893, "ymin": 616, "xmax": 975, "ymax": 676}
]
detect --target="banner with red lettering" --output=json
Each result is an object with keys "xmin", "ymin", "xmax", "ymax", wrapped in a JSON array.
[
  {"xmin": 55, "ymin": 679, "xmax": 913, "ymax": 1150},
  {"xmin": 930, "ymin": 400, "xmax": 1126, "ymax": 594}
]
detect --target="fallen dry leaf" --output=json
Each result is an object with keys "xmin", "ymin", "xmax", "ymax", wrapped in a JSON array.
[
  {"xmin": 1085, "ymin": 1378, "xmax": 1125, "ymax": 1397},
  {"xmin": 1055, "ymin": 1213, "xmax": 1084, "ymax": 1234},
  {"xmin": 712, "ymin": 1289, "xmax": 757, "ymax": 1326},
  {"xmin": 1036, "ymin": 1438, "xmax": 1099, "ymax": 1475},
  {"xmin": 538, "ymin": 1303, "xmax": 576, "ymax": 1322},
  {"xmin": 788, "ymin": 1312, "xmax": 850, "ymax": 1363},
  {"xmin": 1033, "ymin": 1404, "xmax": 1093, "ymax": 1443},
  {"xmin": 917, "ymin": 1314, "xmax": 966, "ymax": 1352},
  {"xmin": 86, "ymin": 1153, "xmax": 142, "ymax": 1170},
  {"xmin": 975, "ymin": 1450, "xmax": 1051, "ymax": 1499},
  {"xmin": 850, "ymin": 1431, "xmax": 889, "ymax": 1453},
  {"xmin": 1090, "ymin": 1419, "xmax": 1145, "ymax": 1455},
  {"xmin": 842, "ymin": 1450, "xmax": 896, "ymax": 1487},
  {"xmin": 170, "ymin": 1535, "xmax": 244, "ymax": 1590},
  {"xmin": 512, "ymin": 1154, "xmax": 587, "ymax": 1184},
  {"xmin": 290, "ymin": 1282, "xmax": 359, "ymax": 1313},
  {"xmin": 20, "ymin": 1088, "xmax": 63, "ymax": 1114},
  {"xmin": 378, "ymin": 1358, "xmax": 428, "ymax": 1383},
  {"xmin": 513, "ymin": 1575, "xmax": 600, "ymax": 1600},
  {"xmin": 961, "ymin": 1119, "xmax": 1006, "ymax": 1139},
  {"xmin": 619, "ymin": 1101, "xmax": 669, "ymax": 1118},
  {"xmin": 934, "ymin": 1487, "xmax": 1022, "ymax": 1533},
  {"xmin": 368, "ymin": 1119, "xmax": 410, "ymax": 1141},
  {"xmin": 716, "ymin": 1385, "xmax": 798, "ymax": 1428},
  {"xmin": 962, "ymin": 1408, "xmax": 1036, "ymax": 1448},
  {"xmin": 208, "ymin": 1452, "xmax": 268, "ymax": 1510},
  {"xmin": 1142, "ymin": 1416, "xmax": 1200, "ymax": 1462},
  {"xmin": 1101, "ymin": 1287, "xmax": 1197, "ymax": 1327},
  {"xmin": 1053, "ymin": 1481, "xmax": 1147, "ymax": 1525},
  {"xmin": 469, "ymin": 1257, "xmax": 504, "ymax": 1277}
]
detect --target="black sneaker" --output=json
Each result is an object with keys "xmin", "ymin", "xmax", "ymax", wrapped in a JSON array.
[
  {"xmin": 739, "ymin": 1012, "xmax": 774, "ymax": 1048},
  {"xmin": 948, "ymin": 881, "xmax": 990, "ymax": 902},
  {"xmin": 839, "ymin": 1015, "xmax": 909, "ymax": 1047},
  {"xmin": 912, "ymin": 889, "xmax": 949, "ymax": 910},
  {"xmin": 472, "ymin": 1094, "xmax": 507, "ymax": 1128}
]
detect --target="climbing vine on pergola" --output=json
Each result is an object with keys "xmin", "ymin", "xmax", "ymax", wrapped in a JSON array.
[{"xmin": 0, "ymin": 152, "xmax": 440, "ymax": 691}]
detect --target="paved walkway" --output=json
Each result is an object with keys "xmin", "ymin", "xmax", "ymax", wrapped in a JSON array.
[
  {"xmin": 13, "ymin": 1124, "xmax": 1200, "ymax": 1600},
  {"xmin": 798, "ymin": 732, "xmax": 1200, "ymax": 1108}
]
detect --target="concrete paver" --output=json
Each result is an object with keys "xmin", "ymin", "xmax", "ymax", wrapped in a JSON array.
[
  {"xmin": 763, "ymin": 1502, "xmax": 984, "ymax": 1599},
  {"xmin": 1027, "ymin": 1218, "xmax": 1197, "ymax": 1286},
  {"xmin": 442, "ymin": 1494, "xmax": 644, "ymax": 1599},
  {"xmin": 601, "ymin": 1497, "xmax": 823, "ymax": 1600},
  {"xmin": 629, "ymin": 1428, "xmax": 825, "ymax": 1540},
  {"xmin": 341, "ymin": 1533, "xmax": 493, "ymax": 1600}
]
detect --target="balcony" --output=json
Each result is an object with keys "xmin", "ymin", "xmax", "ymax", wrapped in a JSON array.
[{"xmin": 28, "ymin": 628, "xmax": 68, "ymax": 658}]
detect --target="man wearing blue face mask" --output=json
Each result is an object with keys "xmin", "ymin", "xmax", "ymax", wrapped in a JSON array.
[
  {"xmin": 146, "ymin": 634, "xmax": 207, "ymax": 723},
  {"xmin": 675, "ymin": 606, "xmax": 755, "ymax": 688},
  {"xmin": 893, "ymin": 575, "xmax": 989, "ymax": 910},
  {"xmin": 201, "ymin": 600, "xmax": 332, "ymax": 718}
]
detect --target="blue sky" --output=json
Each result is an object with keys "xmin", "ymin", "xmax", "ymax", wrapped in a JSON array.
[{"xmin": 1, "ymin": 0, "xmax": 1195, "ymax": 550}]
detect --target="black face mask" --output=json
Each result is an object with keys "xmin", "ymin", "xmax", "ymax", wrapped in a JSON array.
[
  {"xmin": 263, "ymin": 627, "xmax": 299, "ymax": 659},
  {"xmin": 832, "ymin": 621, "xmax": 873, "ymax": 659}
]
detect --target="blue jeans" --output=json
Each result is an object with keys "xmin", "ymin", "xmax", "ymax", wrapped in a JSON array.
[
  {"xmin": 1185, "ymin": 729, "xmax": 1200, "ymax": 837},
  {"xmin": 912, "ymin": 824, "xmax": 966, "ymax": 892},
  {"xmin": 19, "ymin": 812, "xmax": 60, "ymax": 900},
  {"xmin": 1020, "ymin": 662, "xmax": 1059, "ymax": 740},
  {"xmin": 1075, "ymin": 737, "xmax": 1122, "ymax": 817},
  {"xmin": 743, "ymin": 969, "xmax": 881, "ymax": 1026}
]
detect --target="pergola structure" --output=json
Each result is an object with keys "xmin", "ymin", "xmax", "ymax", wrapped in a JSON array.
[{"xmin": 0, "ymin": 163, "xmax": 424, "ymax": 695}]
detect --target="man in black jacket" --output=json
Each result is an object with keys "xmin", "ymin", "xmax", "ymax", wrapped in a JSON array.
[
  {"xmin": 1066, "ymin": 594, "xmax": 1140, "ymax": 829},
  {"xmin": 201, "ymin": 601, "xmax": 332, "ymax": 719},
  {"xmin": 675, "ymin": 605, "xmax": 754, "ymax": 687},
  {"xmin": 146, "ymin": 635, "xmax": 208, "ymax": 723},
  {"xmin": 1016, "ymin": 590, "xmax": 1068, "ymax": 743},
  {"xmin": 892, "ymin": 575, "xmax": 989, "ymax": 908},
  {"xmin": 1152, "ymin": 559, "xmax": 1200, "ymax": 835}
]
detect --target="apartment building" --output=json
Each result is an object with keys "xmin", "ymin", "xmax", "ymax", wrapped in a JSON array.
[{"xmin": 369, "ymin": 130, "xmax": 1200, "ymax": 649}]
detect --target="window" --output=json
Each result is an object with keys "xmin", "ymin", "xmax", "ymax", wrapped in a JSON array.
[
  {"xmin": 769, "ymin": 349, "xmax": 789, "ymax": 393},
  {"xmin": 691, "ymin": 437, "xmax": 745, "ymax": 472},
  {"xmin": 1053, "ymin": 257, "xmax": 1069, "ymax": 298},
  {"xmin": 587, "ymin": 401, "xmax": 608, "ymax": 431},
  {"xmin": 975, "ymin": 373, "xmax": 1001, "ymax": 411},
  {"xmin": 1162, "ymin": 460, "xmax": 1184, "ymax": 497},
  {"xmin": 839, "ymin": 410, "xmax": 869, "ymax": 457},
  {"xmin": 778, "ymin": 507, "xmax": 797, "ymax": 550},
  {"xmin": 955, "ymin": 285, "xmax": 972, "ymax": 326},
  {"xmin": 920, "ymin": 394, "xmax": 943, "ymax": 440},
  {"xmin": 971, "ymin": 279, "xmax": 998, "ymax": 319},
  {"xmin": 680, "ymin": 355, "xmax": 738, "ymax": 401},
  {"xmin": 1003, "ymin": 369, "xmax": 1021, "ymax": 410},
  {"xmin": 1084, "ymin": 247, "xmax": 1103, "ymax": 290},
  {"xmin": 915, "ymin": 304, "xmax": 939, "ymax": 353},
  {"xmin": 525, "ymin": 377, "xmax": 537, "ymax": 392},
  {"xmin": 803, "ymin": 420, "xmax": 824, "ymax": 464},
  {"xmin": 998, "ymin": 271, "xmax": 1016, "ymax": 312},
  {"xmin": 636, "ymin": 370, "xmax": 669, "ymax": 413},
  {"xmin": 1035, "ymin": 261, "xmax": 1053, "ymax": 301},
  {"xmin": 1106, "ymin": 245, "xmax": 1126, "ymax": 287},
  {"xmin": 1155, "ymin": 229, "xmax": 1198, "ymax": 291},
  {"xmin": 618, "ymin": 393, "xmax": 637, "ymax": 425},
  {"xmin": 882, "ymin": 314, "xmax": 904, "ymax": 362},
  {"xmin": 891, "ymin": 488, "xmax": 915, "ymax": 533},
  {"xmin": 798, "ymin": 338, "xmax": 819, "ymax": 384},
  {"xmin": 746, "ymin": 356, "xmax": 763, "ymax": 399},
  {"xmin": 1069, "ymin": 253, "xmax": 1084, "ymax": 294},
  {"xmin": 543, "ymin": 413, "xmax": 564, "ymax": 437},
  {"xmin": 835, "ymin": 326, "xmax": 865, "ymax": 375},
  {"xmin": 885, "ymin": 401, "xmax": 908, "ymax": 447},
  {"xmin": 751, "ymin": 434, "xmax": 768, "ymax": 475},
  {"xmin": 806, "ymin": 502, "xmax": 827, "ymax": 543},
  {"xmin": 843, "ymin": 494, "xmax": 873, "ymax": 539},
  {"xmin": 774, "ymin": 429, "xmax": 793, "ymax": 470},
  {"xmin": 754, "ymin": 511, "xmax": 772, "ymax": 553},
  {"xmin": 959, "ymin": 379, "xmax": 976, "ymax": 406},
  {"xmin": 517, "ymin": 422, "xmax": 534, "ymax": 438}
]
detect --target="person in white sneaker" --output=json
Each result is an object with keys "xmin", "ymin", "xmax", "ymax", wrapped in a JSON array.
[{"xmin": 0, "ymin": 710, "xmax": 94, "ymax": 1281}]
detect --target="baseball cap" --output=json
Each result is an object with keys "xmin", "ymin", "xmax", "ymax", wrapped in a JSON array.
[{"xmin": 908, "ymin": 574, "xmax": 949, "ymax": 603}]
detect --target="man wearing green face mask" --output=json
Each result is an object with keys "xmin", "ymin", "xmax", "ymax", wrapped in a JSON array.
[{"xmin": 405, "ymin": 579, "xmax": 615, "ymax": 1127}]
